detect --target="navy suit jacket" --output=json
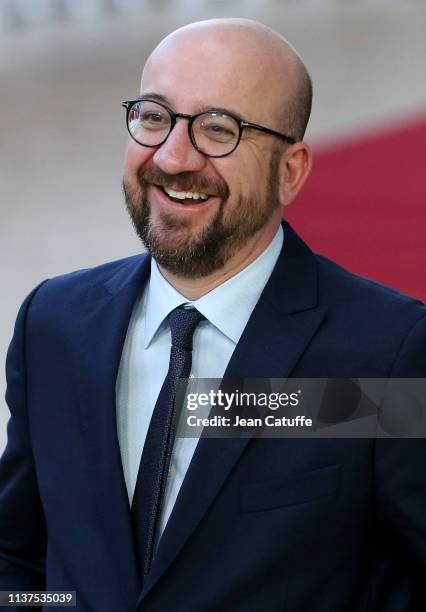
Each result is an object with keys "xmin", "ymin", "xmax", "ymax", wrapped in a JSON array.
[{"xmin": 1, "ymin": 223, "xmax": 426, "ymax": 611}]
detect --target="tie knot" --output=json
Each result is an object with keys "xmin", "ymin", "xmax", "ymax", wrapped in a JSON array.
[{"xmin": 168, "ymin": 306, "xmax": 205, "ymax": 350}]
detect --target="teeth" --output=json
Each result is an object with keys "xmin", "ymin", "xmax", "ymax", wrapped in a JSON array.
[{"xmin": 164, "ymin": 187, "xmax": 209, "ymax": 201}]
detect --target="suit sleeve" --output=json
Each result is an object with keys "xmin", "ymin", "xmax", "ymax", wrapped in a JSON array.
[
  {"xmin": 374, "ymin": 313, "xmax": 426, "ymax": 596},
  {"xmin": 0, "ymin": 285, "xmax": 48, "ymax": 593}
]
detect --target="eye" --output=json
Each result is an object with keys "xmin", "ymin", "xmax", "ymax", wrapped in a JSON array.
[
  {"xmin": 131, "ymin": 101, "xmax": 172, "ymax": 131},
  {"xmin": 141, "ymin": 111, "xmax": 167, "ymax": 124},
  {"xmin": 207, "ymin": 124, "xmax": 233, "ymax": 135},
  {"xmin": 138, "ymin": 111, "xmax": 171, "ymax": 134},
  {"xmin": 197, "ymin": 114, "xmax": 238, "ymax": 143}
]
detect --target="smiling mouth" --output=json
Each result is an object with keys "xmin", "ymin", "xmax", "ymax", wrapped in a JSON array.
[{"xmin": 160, "ymin": 185, "xmax": 213, "ymax": 205}]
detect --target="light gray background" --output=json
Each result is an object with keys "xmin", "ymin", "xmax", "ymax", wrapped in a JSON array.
[{"xmin": 1, "ymin": 0, "xmax": 426, "ymax": 452}]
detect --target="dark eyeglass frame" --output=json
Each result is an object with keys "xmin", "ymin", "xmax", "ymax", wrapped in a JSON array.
[{"xmin": 122, "ymin": 98, "xmax": 296, "ymax": 158}]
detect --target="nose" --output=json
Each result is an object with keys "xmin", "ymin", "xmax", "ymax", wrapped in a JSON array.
[{"xmin": 153, "ymin": 119, "xmax": 207, "ymax": 175}]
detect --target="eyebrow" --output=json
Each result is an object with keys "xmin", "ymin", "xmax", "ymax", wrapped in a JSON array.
[
  {"xmin": 137, "ymin": 92, "xmax": 170, "ymax": 105},
  {"xmin": 137, "ymin": 91, "xmax": 244, "ymax": 122}
]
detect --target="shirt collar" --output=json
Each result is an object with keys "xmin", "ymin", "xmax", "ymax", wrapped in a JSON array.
[
  {"xmin": 144, "ymin": 225, "xmax": 284, "ymax": 348},
  {"xmin": 143, "ymin": 263, "xmax": 189, "ymax": 348}
]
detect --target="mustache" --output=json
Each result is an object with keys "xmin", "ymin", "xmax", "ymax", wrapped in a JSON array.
[{"xmin": 138, "ymin": 167, "xmax": 229, "ymax": 199}]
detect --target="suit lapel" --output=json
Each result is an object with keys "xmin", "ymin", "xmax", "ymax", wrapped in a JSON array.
[
  {"xmin": 141, "ymin": 223, "xmax": 327, "ymax": 600},
  {"xmin": 76, "ymin": 255, "xmax": 151, "ymax": 609}
]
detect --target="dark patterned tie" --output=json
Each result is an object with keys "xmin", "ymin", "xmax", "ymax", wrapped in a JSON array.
[{"xmin": 131, "ymin": 305, "xmax": 205, "ymax": 582}]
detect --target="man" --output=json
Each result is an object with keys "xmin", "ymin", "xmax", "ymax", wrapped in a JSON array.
[{"xmin": 1, "ymin": 18, "xmax": 425, "ymax": 612}]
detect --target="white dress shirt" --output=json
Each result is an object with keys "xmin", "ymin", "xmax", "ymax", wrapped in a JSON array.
[{"xmin": 116, "ymin": 225, "xmax": 284, "ymax": 537}]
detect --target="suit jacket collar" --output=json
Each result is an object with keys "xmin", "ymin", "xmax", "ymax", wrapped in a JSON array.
[{"xmin": 75, "ymin": 255, "xmax": 151, "ymax": 610}]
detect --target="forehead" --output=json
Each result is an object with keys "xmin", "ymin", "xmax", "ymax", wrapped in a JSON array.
[{"xmin": 140, "ymin": 32, "xmax": 279, "ymax": 120}]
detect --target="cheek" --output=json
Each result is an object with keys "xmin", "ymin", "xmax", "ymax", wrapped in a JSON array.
[
  {"xmin": 123, "ymin": 140, "xmax": 152, "ymax": 178},
  {"xmin": 228, "ymin": 171, "xmax": 263, "ymax": 205},
  {"xmin": 224, "ymin": 151, "xmax": 267, "ymax": 201}
]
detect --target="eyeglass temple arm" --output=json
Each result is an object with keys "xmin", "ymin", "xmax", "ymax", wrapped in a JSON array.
[{"xmin": 241, "ymin": 121, "xmax": 296, "ymax": 144}]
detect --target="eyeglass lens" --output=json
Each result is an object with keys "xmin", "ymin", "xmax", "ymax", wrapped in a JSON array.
[{"xmin": 127, "ymin": 100, "xmax": 240, "ymax": 156}]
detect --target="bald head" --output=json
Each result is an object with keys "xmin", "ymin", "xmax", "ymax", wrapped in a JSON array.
[{"xmin": 142, "ymin": 18, "xmax": 312, "ymax": 141}]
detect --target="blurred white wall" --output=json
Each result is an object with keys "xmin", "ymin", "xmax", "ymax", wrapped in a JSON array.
[{"xmin": 1, "ymin": 0, "xmax": 426, "ymax": 451}]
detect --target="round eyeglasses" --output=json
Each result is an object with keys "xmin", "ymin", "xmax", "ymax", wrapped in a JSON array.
[{"xmin": 122, "ymin": 99, "xmax": 296, "ymax": 158}]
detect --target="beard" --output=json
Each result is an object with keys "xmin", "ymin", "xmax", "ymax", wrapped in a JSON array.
[{"xmin": 123, "ymin": 149, "xmax": 281, "ymax": 278}]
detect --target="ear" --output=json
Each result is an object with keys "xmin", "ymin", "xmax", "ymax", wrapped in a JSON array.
[{"xmin": 277, "ymin": 142, "xmax": 312, "ymax": 208}]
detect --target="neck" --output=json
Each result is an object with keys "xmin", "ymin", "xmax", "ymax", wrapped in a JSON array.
[{"xmin": 158, "ymin": 220, "xmax": 281, "ymax": 300}]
